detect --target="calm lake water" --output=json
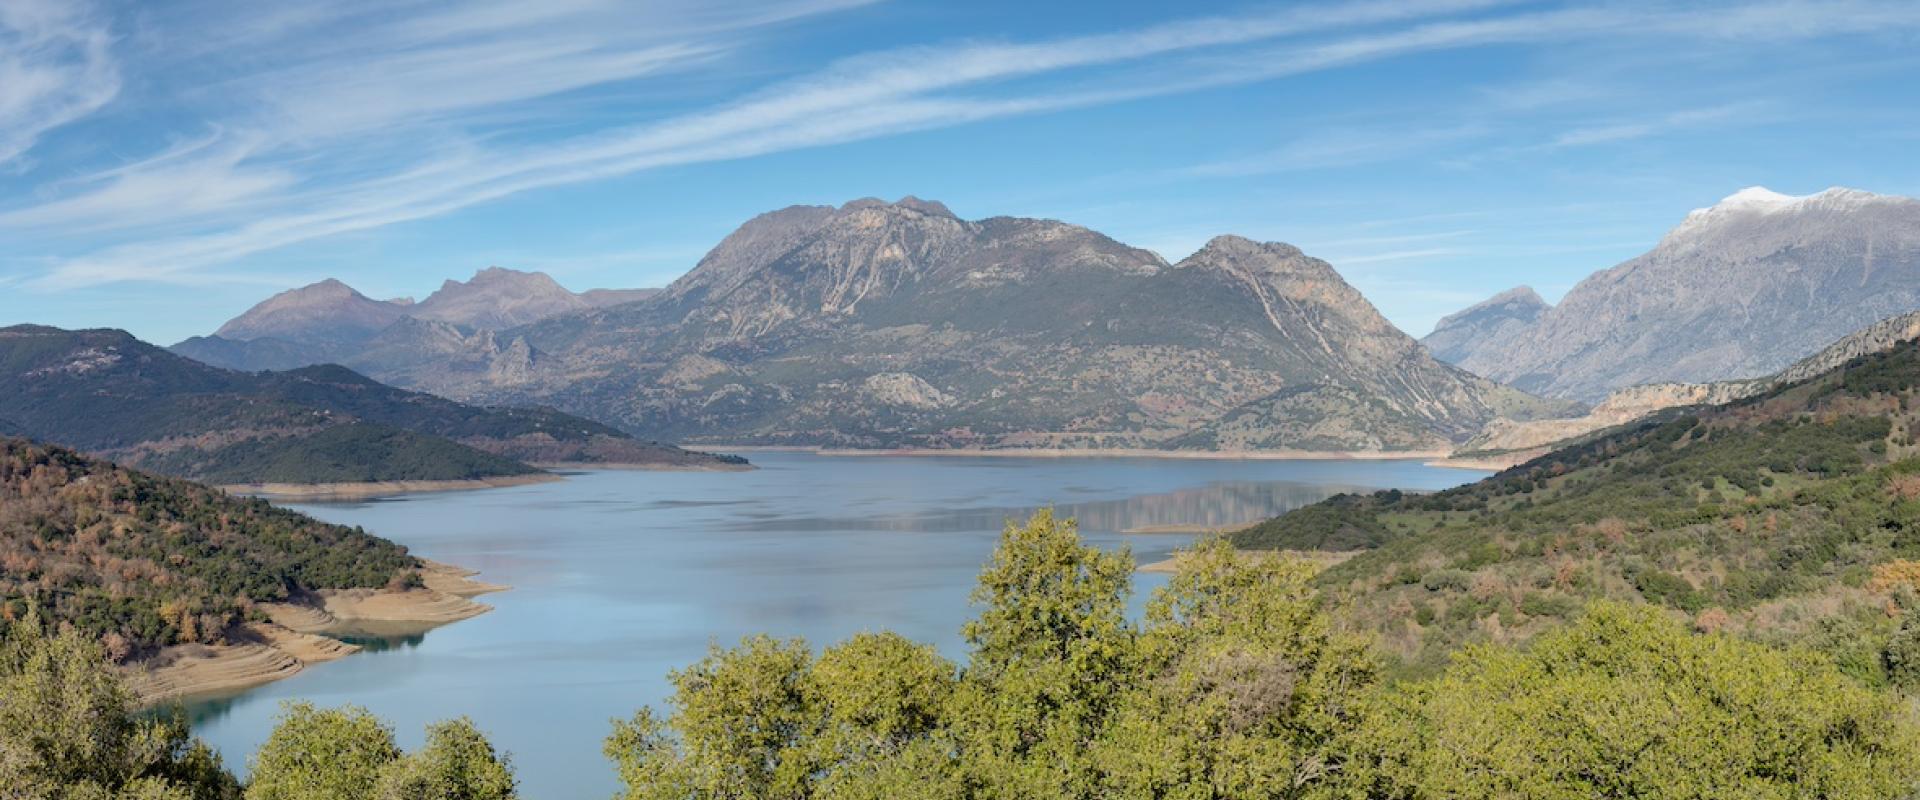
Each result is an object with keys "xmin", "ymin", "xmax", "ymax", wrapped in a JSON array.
[{"xmin": 187, "ymin": 452, "xmax": 1482, "ymax": 798}]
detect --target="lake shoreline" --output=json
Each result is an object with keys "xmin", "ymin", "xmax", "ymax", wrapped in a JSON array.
[
  {"xmin": 532, "ymin": 460, "xmax": 754, "ymax": 472},
  {"xmin": 123, "ymin": 561, "xmax": 504, "ymax": 706},
  {"xmin": 703, "ymin": 445, "xmax": 1454, "ymax": 461},
  {"xmin": 220, "ymin": 473, "xmax": 563, "ymax": 500}
]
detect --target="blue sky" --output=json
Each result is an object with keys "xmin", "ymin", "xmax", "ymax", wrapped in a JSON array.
[{"xmin": 2, "ymin": 0, "xmax": 1918, "ymax": 345}]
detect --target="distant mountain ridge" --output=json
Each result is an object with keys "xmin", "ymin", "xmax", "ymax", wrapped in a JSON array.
[
  {"xmin": 185, "ymin": 197, "xmax": 1575, "ymax": 452},
  {"xmin": 1438, "ymin": 186, "xmax": 1920, "ymax": 401},
  {"xmin": 2, "ymin": 325, "xmax": 743, "ymax": 485},
  {"xmin": 1452, "ymin": 308, "xmax": 1920, "ymax": 464},
  {"xmin": 1421, "ymin": 286, "xmax": 1548, "ymax": 366},
  {"xmin": 175, "ymin": 267, "xmax": 658, "ymax": 372}
]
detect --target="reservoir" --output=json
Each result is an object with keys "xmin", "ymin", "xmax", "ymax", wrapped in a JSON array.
[{"xmin": 188, "ymin": 451, "xmax": 1482, "ymax": 797}]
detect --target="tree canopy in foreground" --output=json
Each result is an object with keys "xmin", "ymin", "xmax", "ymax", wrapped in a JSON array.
[{"xmin": 605, "ymin": 510, "xmax": 1920, "ymax": 799}]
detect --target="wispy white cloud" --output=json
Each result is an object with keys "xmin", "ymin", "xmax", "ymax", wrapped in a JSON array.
[
  {"xmin": 0, "ymin": 0, "xmax": 119, "ymax": 166},
  {"xmin": 18, "ymin": 0, "xmax": 1515, "ymax": 288},
  {"xmin": 13, "ymin": 0, "xmax": 1920, "ymax": 291},
  {"xmin": 1328, "ymin": 247, "xmax": 1465, "ymax": 265},
  {"xmin": 1550, "ymin": 103, "xmax": 1763, "ymax": 147},
  {"xmin": 1183, "ymin": 125, "xmax": 1487, "ymax": 177}
]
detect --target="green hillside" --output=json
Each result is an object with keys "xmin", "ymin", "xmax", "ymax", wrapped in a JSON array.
[
  {"xmin": 0, "ymin": 437, "xmax": 419, "ymax": 656},
  {"xmin": 0, "ymin": 325, "xmax": 741, "ymax": 484},
  {"xmin": 1235, "ymin": 337, "xmax": 1920, "ymax": 675}
]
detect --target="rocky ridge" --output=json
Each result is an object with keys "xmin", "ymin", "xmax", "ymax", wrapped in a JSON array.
[
  {"xmin": 1442, "ymin": 187, "xmax": 1920, "ymax": 401},
  {"xmin": 232, "ymin": 197, "xmax": 1575, "ymax": 452}
]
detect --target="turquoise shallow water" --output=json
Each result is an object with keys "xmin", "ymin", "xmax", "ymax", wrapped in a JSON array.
[{"xmin": 185, "ymin": 452, "xmax": 1482, "ymax": 798}]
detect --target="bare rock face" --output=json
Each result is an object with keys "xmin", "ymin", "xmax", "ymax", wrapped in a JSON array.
[
  {"xmin": 1421, "ymin": 286, "xmax": 1548, "ymax": 366},
  {"xmin": 1448, "ymin": 187, "xmax": 1920, "ymax": 401},
  {"xmin": 862, "ymin": 373, "xmax": 953, "ymax": 410},
  {"xmin": 487, "ymin": 337, "xmax": 541, "ymax": 386}
]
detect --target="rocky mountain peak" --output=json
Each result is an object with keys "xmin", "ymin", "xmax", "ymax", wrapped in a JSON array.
[
  {"xmin": 894, "ymin": 196, "xmax": 955, "ymax": 218},
  {"xmin": 1667, "ymin": 186, "xmax": 1911, "ymax": 244},
  {"xmin": 834, "ymin": 196, "xmax": 955, "ymax": 218},
  {"xmin": 1181, "ymin": 236, "xmax": 1335, "ymax": 286},
  {"xmin": 1422, "ymin": 285, "xmax": 1551, "ymax": 366},
  {"xmin": 213, "ymin": 278, "xmax": 407, "ymax": 343},
  {"xmin": 410, "ymin": 267, "xmax": 588, "ymax": 330},
  {"xmin": 1433, "ymin": 286, "xmax": 1548, "ymax": 330}
]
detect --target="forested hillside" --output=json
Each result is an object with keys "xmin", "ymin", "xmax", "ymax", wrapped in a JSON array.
[
  {"xmin": 1237, "ymin": 336, "xmax": 1920, "ymax": 673},
  {"xmin": 0, "ymin": 437, "xmax": 420, "ymax": 657},
  {"xmin": 1, "ymin": 325, "xmax": 742, "ymax": 484}
]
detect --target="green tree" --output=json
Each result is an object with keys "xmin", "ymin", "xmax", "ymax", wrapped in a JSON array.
[
  {"xmin": 949, "ymin": 508, "xmax": 1137, "ymax": 800},
  {"xmin": 374, "ymin": 717, "xmax": 516, "ymax": 800},
  {"xmin": 809, "ymin": 633, "xmax": 961, "ymax": 800},
  {"xmin": 1885, "ymin": 610, "xmax": 1920, "ymax": 689},
  {"xmin": 1379, "ymin": 603, "xmax": 1920, "ymax": 799},
  {"xmin": 0, "ymin": 615, "xmax": 239, "ymax": 800},
  {"xmin": 607, "ymin": 635, "xmax": 818, "ymax": 800},
  {"xmin": 246, "ymin": 703, "xmax": 400, "ymax": 800},
  {"xmin": 1092, "ymin": 536, "xmax": 1380, "ymax": 799}
]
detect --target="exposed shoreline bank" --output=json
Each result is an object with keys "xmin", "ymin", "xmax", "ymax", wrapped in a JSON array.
[
  {"xmin": 122, "ymin": 561, "xmax": 504, "ymax": 705},
  {"xmin": 703, "ymin": 445, "xmax": 1455, "ymax": 461},
  {"xmin": 221, "ymin": 457, "xmax": 759, "ymax": 501},
  {"xmin": 532, "ymin": 460, "xmax": 754, "ymax": 472},
  {"xmin": 220, "ymin": 473, "xmax": 563, "ymax": 500}
]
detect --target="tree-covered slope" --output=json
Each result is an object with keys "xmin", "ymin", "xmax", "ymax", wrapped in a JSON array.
[
  {"xmin": 1, "ymin": 325, "xmax": 741, "ymax": 484},
  {"xmin": 1236, "ymin": 336, "xmax": 1920, "ymax": 673},
  {"xmin": 0, "ymin": 437, "xmax": 420, "ymax": 657}
]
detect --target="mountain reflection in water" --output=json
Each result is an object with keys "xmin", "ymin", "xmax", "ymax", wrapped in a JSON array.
[{"xmin": 726, "ymin": 479, "xmax": 1373, "ymax": 534}]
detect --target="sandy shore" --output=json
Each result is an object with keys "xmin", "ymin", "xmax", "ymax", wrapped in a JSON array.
[
  {"xmin": 707, "ymin": 445, "xmax": 1453, "ymax": 461},
  {"xmin": 220, "ymin": 473, "xmax": 563, "ymax": 500},
  {"xmin": 123, "ymin": 561, "xmax": 505, "ymax": 705}
]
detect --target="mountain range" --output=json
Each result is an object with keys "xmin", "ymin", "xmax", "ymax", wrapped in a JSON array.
[
  {"xmin": 1427, "ymin": 186, "xmax": 1920, "ymax": 401},
  {"xmin": 174, "ymin": 198, "xmax": 1574, "ymax": 453},
  {"xmin": 174, "ymin": 268, "xmax": 657, "ymax": 372},
  {"xmin": 2, "ymin": 325, "xmax": 743, "ymax": 485}
]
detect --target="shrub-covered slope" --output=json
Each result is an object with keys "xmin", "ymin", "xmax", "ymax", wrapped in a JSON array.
[{"xmin": 1236, "ymin": 337, "xmax": 1920, "ymax": 672}]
